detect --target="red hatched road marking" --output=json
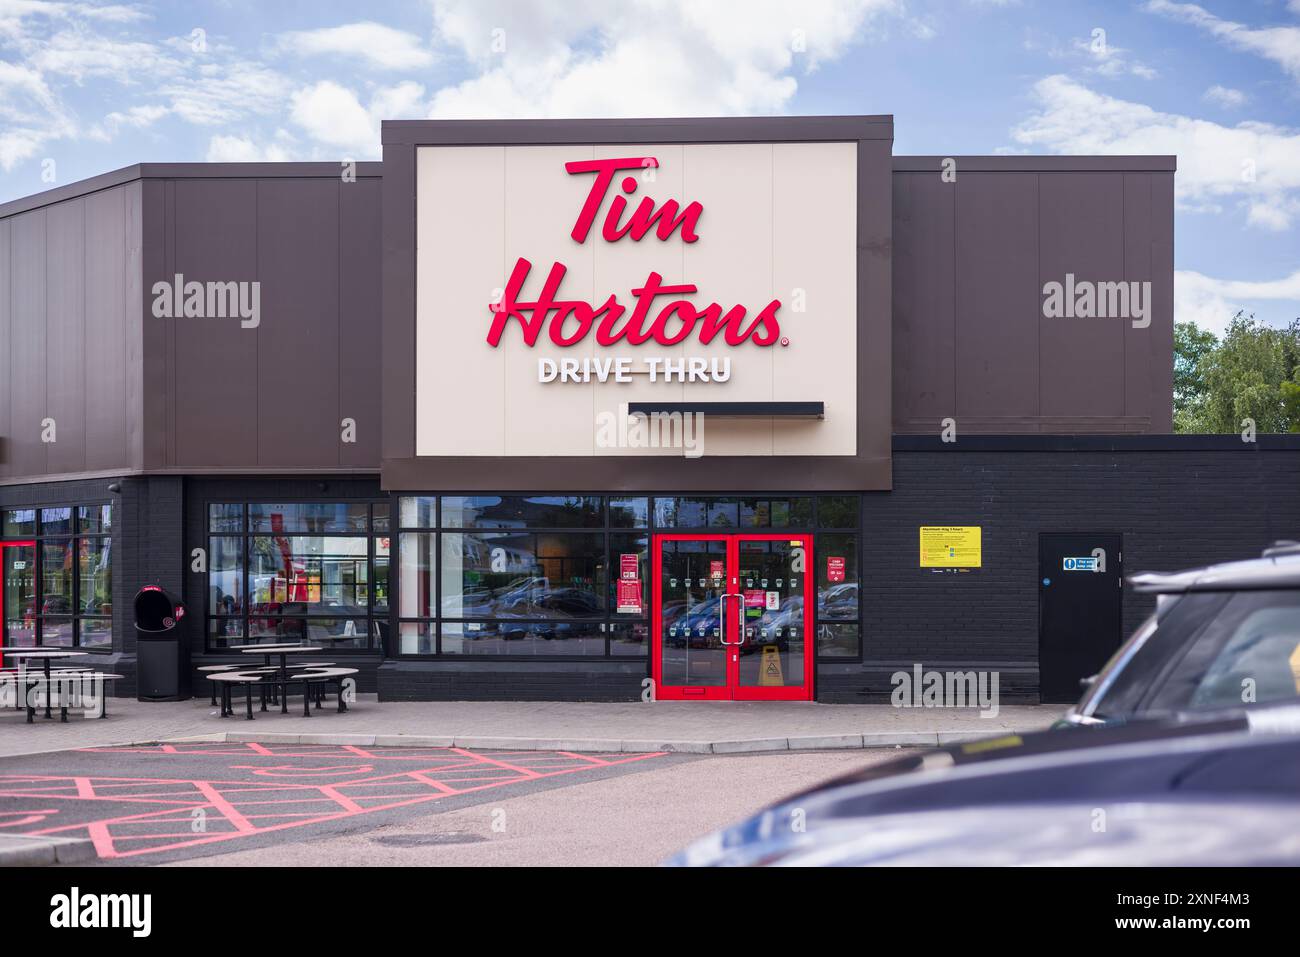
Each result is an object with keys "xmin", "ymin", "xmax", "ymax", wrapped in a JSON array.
[{"xmin": 0, "ymin": 742, "xmax": 664, "ymax": 860}]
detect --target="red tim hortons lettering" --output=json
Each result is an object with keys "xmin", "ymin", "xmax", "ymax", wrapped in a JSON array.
[
  {"xmin": 564, "ymin": 157, "xmax": 703, "ymax": 245},
  {"xmin": 486, "ymin": 257, "xmax": 782, "ymax": 348}
]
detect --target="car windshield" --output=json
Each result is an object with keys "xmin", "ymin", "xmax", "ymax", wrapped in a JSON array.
[
  {"xmin": 1145, "ymin": 590, "xmax": 1300, "ymax": 715},
  {"xmin": 1079, "ymin": 591, "xmax": 1229, "ymax": 720}
]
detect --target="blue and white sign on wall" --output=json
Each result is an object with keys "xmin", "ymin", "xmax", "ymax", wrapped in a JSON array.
[{"xmin": 1062, "ymin": 556, "xmax": 1098, "ymax": 572}]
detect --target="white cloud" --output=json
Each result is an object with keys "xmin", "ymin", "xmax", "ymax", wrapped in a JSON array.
[
  {"xmin": 0, "ymin": 56, "xmax": 74, "ymax": 169},
  {"xmin": 426, "ymin": 0, "xmax": 907, "ymax": 118},
  {"xmin": 279, "ymin": 21, "xmax": 434, "ymax": 71},
  {"xmin": 1175, "ymin": 268, "xmax": 1300, "ymax": 334},
  {"xmin": 160, "ymin": 62, "xmax": 293, "ymax": 125},
  {"xmin": 205, "ymin": 133, "xmax": 292, "ymax": 163},
  {"xmin": 1013, "ymin": 75, "xmax": 1300, "ymax": 230},
  {"xmin": 289, "ymin": 80, "xmax": 425, "ymax": 155},
  {"xmin": 1070, "ymin": 30, "xmax": 1157, "ymax": 79},
  {"xmin": 28, "ymin": 30, "xmax": 181, "ymax": 82},
  {"xmin": 1203, "ymin": 83, "xmax": 1246, "ymax": 108},
  {"xmin": 87, "ymin": 102, "xmax": 167, "ymax": 140},
  {"xmin": 1144, "ymin": 0, "xmax": 1300, "ymax": 81}
]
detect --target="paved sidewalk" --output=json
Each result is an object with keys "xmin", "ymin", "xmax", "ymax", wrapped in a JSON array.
[{"xmin": 0, "ymin": 696, "xmax": 1066, "ymax": 758}]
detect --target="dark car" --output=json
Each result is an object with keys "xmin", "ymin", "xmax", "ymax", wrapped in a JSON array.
[
  {"xmin": 668, "ymin": 707, "xmax": 1300, "ymax": 866},
  {"xmin": 1061, "ymin": 540, "xmax": 1300, "ymax": 728}
]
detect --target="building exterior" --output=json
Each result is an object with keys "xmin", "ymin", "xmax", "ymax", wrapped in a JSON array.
[{"xmin": 1, "ymin": 116, "xmax": 1297, "ymax": 704}]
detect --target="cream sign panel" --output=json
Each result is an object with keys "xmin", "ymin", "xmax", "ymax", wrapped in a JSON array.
[{"xmin": 415, "ymin": 142, "xmax": 857, "ymax": 457}]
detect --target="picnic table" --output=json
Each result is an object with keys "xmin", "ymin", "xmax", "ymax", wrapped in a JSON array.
[
  {"xmin": 3, "ymin": 649, "xmax": 86, "ymax": 720},
  {"xmin": 240, "ymin": 644, "xmax": 322, "ymax": 714}
]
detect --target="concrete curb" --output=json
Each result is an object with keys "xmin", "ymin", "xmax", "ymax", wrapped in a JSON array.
[
  {"xmin": 203, "ymin": 730, "xmax": 952, "ymax": 753},
  {"xmin": 0, "ymin": 834, "xmax": 96, "ymax": 866}
]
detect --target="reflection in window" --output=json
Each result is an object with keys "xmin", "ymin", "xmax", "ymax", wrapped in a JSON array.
[
  {"xmin": 2, "ymin": 508, "xmax": 37, "ymax": 537},
  {"xmin": 1, "ymin": 505, "xmax": 112, "ymax": 650},
  {"xmin": 817, "ymin": 622, "xmax": 860, "ymax": 658},
  {"xmin": 399, "ymin": 621, "xmax": 436, "ymax": 655},
  {"xmin": 205, "ymin": 502, "xmax": 388, "ymax": 651},
  {"xmin": 249, "ymin": 536, "xmax": 370, "ymax": 614},
  {"xmin": 398, "ymin": 533, "xmax": 435, "ymax": 618},
  {"xmin": 78, "ymin": 537, "xmax": 112, "ymax": 614},
  {"xmin": 441, "ymin": 496, "xmax": 603, "ymax": 529},
  {"xmin": 440, "ymin": 532, "xmax": 605, "ymax": 619},
  {"xmin": 439, "ymin": 620, "xmax": 606, "ymax": 656},
  {"xmin": 816, "ymin": 533, "xmax": 859, "ymax": 620},
  {"xmin": 209, "ymin": 537, "xmax": 244, "ymax": 615},
  {"xmin": 249, "ymin": 503, "xmax": 369, "ymax": 534}
]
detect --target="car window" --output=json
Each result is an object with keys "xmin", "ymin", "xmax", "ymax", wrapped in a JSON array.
[
  {"xmin": 1081, "ymin": 592, "xmax": 1228, "ymax": 720},
  {"xmin": 1147, "ymin": 590, "xmax": 1300, "ymax": 715}
]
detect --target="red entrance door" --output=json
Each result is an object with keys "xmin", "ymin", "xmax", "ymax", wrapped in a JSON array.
[{"xmin": 651, "ymin": 534, "xmax": 813, "ymax": 701}]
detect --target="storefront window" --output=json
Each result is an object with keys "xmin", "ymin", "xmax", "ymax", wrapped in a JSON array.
[
  {"xmin": 816, "ymin": 531, "xmax": 861, "ymax": 658},
  {"xmin": 440, "ymin": 531, "xmax": 604, "ymax": 619},
  {"xmin": 205, "ymin": 502, "xmax": 388, "ymax": 651},
  {"xmin": 817, "ymin": 496, "xmax": 860, "ymax": 528},
  {"xmin": 654, "ymin": 497, "xmax": 814, "ymax": 529},
  {"xmin": 817, "ymin": 622, "xmax": 860, "ymax": 658},
  {"xmin": 1, "ymin": 504, "xmax": 111, "ymax": 650},
  {"xmin": 398, "ymin": 533, "xmax": 435, "ymax": 618},
  {"xmin": 392, "ymin": 494, "xmax": 861, "ymax": 661},
  {"xmin": 440, "ymin": 495, "xmax": 603, "ymax": 529},
  {"xmin": 609, "ymin": 497, "xmax": 649, "ymax": 528},
  {"xmin": 249, "ymin": 503, "xmax": 368, "ymax": 534}
]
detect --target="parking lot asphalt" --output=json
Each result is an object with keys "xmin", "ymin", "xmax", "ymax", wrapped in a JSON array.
[{"xmin": 0, "ymin": 741, "xmax": 682, "ymax": 865}]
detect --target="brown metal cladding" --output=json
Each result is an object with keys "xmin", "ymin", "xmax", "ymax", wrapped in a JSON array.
[
  {"xmin": 149, "ymin": 165, "xmax": 383, "ymax": 472},
  {"xmin": 890, "ymin": 156, "xmax": 1175, "ymax": 434}
]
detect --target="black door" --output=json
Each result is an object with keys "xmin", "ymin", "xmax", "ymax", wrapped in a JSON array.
[{"xmin": 1038, "ymin": 533, "xmax": 1123, "ymax": 703}]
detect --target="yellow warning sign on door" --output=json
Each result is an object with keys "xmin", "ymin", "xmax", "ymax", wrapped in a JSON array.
[
  {"xmin": 759, "ymin": 645, "xmax": 784, "ymax": 686},
  {"xmin": 919, "ymin": 526, "xmax": 982, "ymax": 568}
]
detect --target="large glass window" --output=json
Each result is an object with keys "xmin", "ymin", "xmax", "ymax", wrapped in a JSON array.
[
  {"xmin": 1, "ymin": 503, "xmax": 112, "ymax": 650},
  {"xmin": 205, "ymin": 502, "xmax": 388, "ymax": 651},
  {"xmin": 393, "ymin": 494, "xmax": 861, "ymax": 661},
  {"xmin": 815, "ymin": 496, "xmax": 862, "ymax": 659}
]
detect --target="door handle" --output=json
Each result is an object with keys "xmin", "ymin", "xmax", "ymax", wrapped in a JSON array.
[
  {"xmin": 718, "ymin": 593, "xmax": 735, "ymax": 645},
  {"xmin": 719, "ymin": 593, "xmax": 744, "ymax": 646}
]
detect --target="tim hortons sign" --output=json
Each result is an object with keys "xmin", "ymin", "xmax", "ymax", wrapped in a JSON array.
[{"xmin": 487, "ymin": 156, "xmax": 784, "ymax": 351}]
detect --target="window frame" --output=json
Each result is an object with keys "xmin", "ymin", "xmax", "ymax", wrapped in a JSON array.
[
  {"xmin": 0, "ymin": 502, "xmax": 113, "ymax": 652},
  {"xmin": 203, "ymin": 500, "xmax": 390, "ymax": 654}
]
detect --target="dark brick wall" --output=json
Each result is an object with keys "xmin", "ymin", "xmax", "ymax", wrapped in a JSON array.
[
  {"xmin": 376, "ymin": 659, "xmax": 646, "ymax": 702},
  {"xmin": 818, "ymin": 441, "xmax": 1300, "ymax": 703}
]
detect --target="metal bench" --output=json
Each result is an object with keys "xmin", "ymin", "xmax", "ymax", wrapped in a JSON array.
[
  {"xmin": 1, "ymin": 669, "xmax": 123, "ymax": 722},
  {"xmin": 292, "ymin": 667, "xmax": 359, "ymax": 716},
  {"xmin": 206, "ymin": 671, "xmax": 264, "ymax": 720}
]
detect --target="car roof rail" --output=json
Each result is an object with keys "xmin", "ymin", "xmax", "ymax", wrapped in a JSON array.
[{"xmin": 1262, "ymin": 540, "xmax": 1300, "ymax": 558}]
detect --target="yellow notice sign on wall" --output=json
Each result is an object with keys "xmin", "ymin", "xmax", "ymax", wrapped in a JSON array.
[{"xmin": 919, "ymin": 526, "xmax": 982, "ymax": 568}]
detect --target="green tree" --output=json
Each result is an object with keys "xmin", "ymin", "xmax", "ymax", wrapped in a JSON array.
[
  {"xmin": 1173, "ymin": 321, "xmax": 1218, "ymax": 432},
  {"xmin": 1188, "ymin": 312, "xmax": 1300, "ymax": 434},
  {"xmin": 1283, "ymin": 380, "xmax": 1300, "ymax": 433}
]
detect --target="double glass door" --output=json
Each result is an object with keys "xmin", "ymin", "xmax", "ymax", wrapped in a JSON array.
[{"xmin": 652, "ymin": 534, "xmax": 812, "ymax": 701}]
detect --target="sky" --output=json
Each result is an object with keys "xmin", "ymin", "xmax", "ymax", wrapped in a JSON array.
[{"xmin": 1, "ymin": 0, "xmax": 1298, "ymax": 336}]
